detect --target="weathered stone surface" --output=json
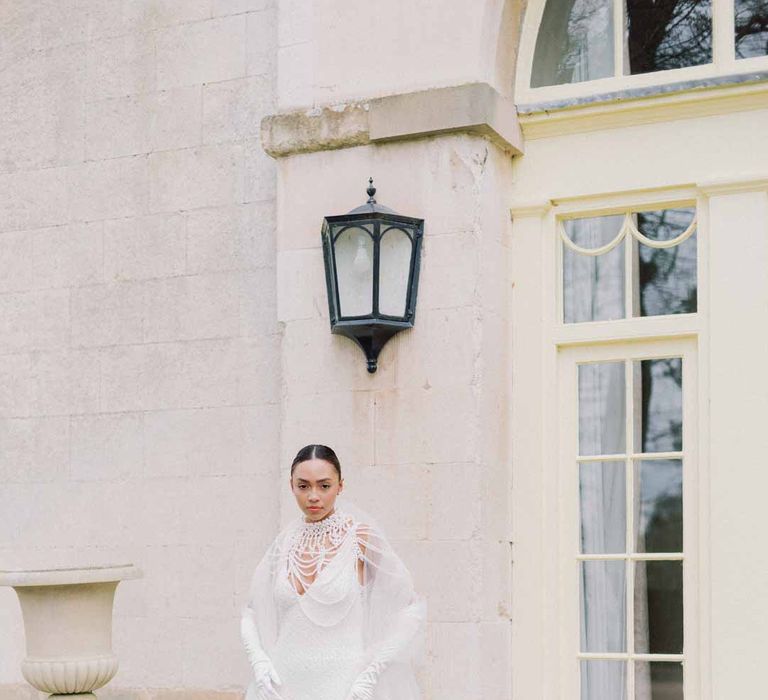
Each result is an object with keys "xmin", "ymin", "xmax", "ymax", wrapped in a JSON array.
[
  {"xmin": 156, "ymin": 16, "xmax": 247, "ymax": 90},
  {"xmin": 32, "ymin": 349, "xmax": 101, "ymax": 416},
  {"xmin": 0, "ymin": 167, "xmax": 69, "ymax": 234},
  {"xmin": 0, "ymin": 289, "xmax": 70, "ymax": 355},
  {"xmin": 185, "ymin": 202, "xmax": 275, "ymax": 273},
  {"xmin": 149, "ymin": 144, "xmax": 245, "ymax": 212},
  {"xmin": 0, "ymin": 354, "xmax": 34, "ymax": 418},
  {"xmin": 103, "ymin": 214, "xmax": 186, "ymax": 282},
  {"xmin": 215, "ymin": 0, "xmax": 274, "ymax": 16},
  {"xmin": 0, "ymin": 231, "xmax": 34, "ymax": 293},
  {"xmin": 70, "ymin": 282, "xmax": 146, "ymax": 347},
  {"xmin": 70, "ymin": 413, "xmax": 144, "ymax": 482},
  {"xmin": 86, "ymin": 88, "xmax": 203, "ymax": 159},
  {"xmin": 374, "ymin": 386, "xmax": 478, "ymax": 465},
  {"xmin": 68, "ymin": 157, "xmax": 150, "ymax": 222},
  {"xmin": 0, "ymin": 416, "xmax": 69, "ymax": 483},
  {"xmin": 427, "ymin": 623, "xmax": 482, "ymax": 699},
  {"xmin": 0, "ymin": 44, "xmax": 86, "ymax": 172},
  {"xmin": 276, "ymin": 248, "xmax": 326, "ymax": 322},
  {"xmin": 142, "ymin": 274, "xmax": 242, "ymax": 343},
  {"xmin": 246, "ymin": 7, "xmax": 277, "ymax": 76},
  {"xmin": 203, "ymin": 76, "xmax": 274, "ymax": 144},
  {"xmin": 243, "ymin": 137, "xmax": 277, "ymax": 202},
  {"xmin": 261, "ymin": 83, "xmax": 523, "ymax": 158},
  {"xmin": 85, "ymin": 32, "xmax": 156, "ymax": 100},
  {"xmin": 261, "ymin": 102, "xmax": 371, "ymax": 158},
  {"xmin": 32, "ymin": 222, "xmax": 103, "ymax": 289}
]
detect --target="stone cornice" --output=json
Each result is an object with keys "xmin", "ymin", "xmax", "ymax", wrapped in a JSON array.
[{"xmin": 261, "ymin": 83, "xmax": 524, "ymax": 158}]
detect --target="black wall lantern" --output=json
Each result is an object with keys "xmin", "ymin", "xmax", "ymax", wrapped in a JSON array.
[{"xmin": 321, "ymin": 179, "xmax": 424, "ymax": 373}]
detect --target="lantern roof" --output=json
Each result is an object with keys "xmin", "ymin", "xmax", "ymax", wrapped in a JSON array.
[{"xmin": 346, "ymin": 178, "xmax": 398, "ymax": 216}]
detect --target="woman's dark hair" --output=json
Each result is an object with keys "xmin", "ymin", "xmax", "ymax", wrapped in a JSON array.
[{"xmin": 290, "ymin": 444, "xmax": 342, "ymax": 479}]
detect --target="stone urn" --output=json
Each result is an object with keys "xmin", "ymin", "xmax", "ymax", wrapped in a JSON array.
[{"xmin": 0, "ymin": 564, "xmax": 142, "ymax": 698}]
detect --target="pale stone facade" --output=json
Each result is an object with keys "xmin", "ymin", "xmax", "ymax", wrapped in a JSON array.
[
  {"xmin": 1, "ymin": 1, "xmax": 280, "ymax": 697},
  {"xmin": 4, "ymin": 0, "xmax": 768, "ymax": 698}
]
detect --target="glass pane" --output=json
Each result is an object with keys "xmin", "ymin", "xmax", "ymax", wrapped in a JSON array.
[
  {"xmin": 635, "ymin": 209, "xmax": 697, "ymax": 317},
  {"xmin": 334, "ymin": 226, "xmax": 373, "ymax": 317},
  {"xmin": 378, "ymin": 227, "xmax": 412, "ymax": 317},
  {"xmin": 635, "ymin": 661, "xmax": 684, "ymax": 700},
  {"xmin": 563, "ymin": 215, "xmax": 625, "ymax": 323},
  {"xmin": 626, "ymin": 0, "xmax": 712, "ymax": 74},
  {"xmin": 580, "ymin": 461, "xmax": 626, "ymax": 554},
  {"xmin": 635, "ymin": 460, "xmax": 683, "ymax": 553},
  {"xmin": 735, "ymin": 0, "xmax": 768, "ymax": 59},
  {"xmin": 633, "ymin": 358, "xmax": 683, "ymax": 453},
  {"xmin": 634, "ymin": 561, "xmax": 683, "ymax": 654},
  {"xmin": 581, "ymin": 660, "xmax": 628, "ymax": 700},
  {"xmin": 579, "ymin": 361, "xmax": 626, "ymax": 455},
  {"xmin": 580, "ymin": 560, "xmax": 627, "ymax": 652},
  {"xmin": 532, "ymin": 0, "xmax": 614, "ymax": 87}
]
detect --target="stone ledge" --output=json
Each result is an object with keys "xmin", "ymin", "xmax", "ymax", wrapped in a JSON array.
[{"xmin": 261, "ymin": 83, "xmax": 524, "ymax": 158}]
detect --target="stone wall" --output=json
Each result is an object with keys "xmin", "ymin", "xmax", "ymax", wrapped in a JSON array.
[
  {"xmin": 0, "ymin": 0, "xmax": 525, "ymax": 697},
  {"xmin": 274, "ymin": 132, "xmax": 515, "ymax": 698},
  {"xmin": 0, "ymin": 1, "xmax": 279, "ymax": 696}
]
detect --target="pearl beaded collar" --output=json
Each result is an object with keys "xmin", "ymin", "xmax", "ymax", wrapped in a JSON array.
[{"xmin": 286, "ymin": 510, "xmax": 360, "ymax": 593}]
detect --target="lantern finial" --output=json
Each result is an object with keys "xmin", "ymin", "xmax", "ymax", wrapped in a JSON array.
[{"xmin": 366, "ymin": 177, "xmax": 376, "ymax": 204}]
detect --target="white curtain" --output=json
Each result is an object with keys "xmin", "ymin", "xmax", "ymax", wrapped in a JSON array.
[
  {"xmin": 578, "ymin": 361, "xmax": 627, "ymax": 700},
  {"xmin": 563, "ymin": 215, "xmax": 624, "ymax": 324},
  {"xmin": 531, "ymin": 0, "xmax": 615, "ymax": 87}
]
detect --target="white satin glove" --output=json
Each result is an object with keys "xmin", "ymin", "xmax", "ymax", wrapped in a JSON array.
[
  {"xmin": 346, "ymin": 599, "xmax": 424, "ymax": 700},
  {"xmin": 346, "ymin": 660, "xmax": 384, "ymax": 700},
  {"xmin": 251, "ymin": 660, "xmax": 282, "ymax": 700},
  {"xmin": 241, "ymin": 608, "xmax": 283, "ymax": 700}
]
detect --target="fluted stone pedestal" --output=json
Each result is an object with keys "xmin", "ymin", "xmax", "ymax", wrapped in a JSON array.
[{"xmin": 0, "ymin": 565, "xmax": 141, "ymax": 698}]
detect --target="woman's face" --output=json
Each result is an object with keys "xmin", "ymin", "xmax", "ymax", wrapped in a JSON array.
[{"xmin": 290, "ymin": 458, "xmax": 343, "ymax": 522}]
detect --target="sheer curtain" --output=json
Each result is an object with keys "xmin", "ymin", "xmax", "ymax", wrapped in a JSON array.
[
  {"xmin": 579, "ymin": 361, "xmax": 627, "ymax": 700},
  {"xmin": 532, "ymin": 0, "xmax": 615, "ymax": 87},
  {"xmin": 563, "ymin": 215, "xmax": 624, "ymax": 324},
  {"xmin": 570, "ymin": 215, "xmax": 628, "ymax": 699}
]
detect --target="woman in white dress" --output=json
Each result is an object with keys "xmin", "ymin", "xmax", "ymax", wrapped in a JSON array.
[{"xmin": 241, "ymin": 444, "xmax": 425, "ymax": 700}]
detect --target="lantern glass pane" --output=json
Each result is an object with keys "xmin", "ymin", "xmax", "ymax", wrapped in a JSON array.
[
  {"xmin": 334, "ymin": 226, "xmax": 374, "ymax": 317},
  {"xmin": 379, "ymin": 227, "xmax": 412, "ymax": 317}
]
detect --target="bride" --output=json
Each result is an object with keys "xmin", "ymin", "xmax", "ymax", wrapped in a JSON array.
[{"xmin": 241, "ymin": 444, "xmax": 426, "ymax": 700}]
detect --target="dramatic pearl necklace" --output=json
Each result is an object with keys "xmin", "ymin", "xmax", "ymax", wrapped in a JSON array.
[{"xmin": 286, "ymin": 511, "xmax": 358, "ymax": 592}]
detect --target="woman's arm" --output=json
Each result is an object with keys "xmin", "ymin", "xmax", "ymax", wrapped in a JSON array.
[
  {"xmin": 347, "ymin": 523, "xmax": 426, "ymax": 700},
  {"xmin": 241, "ymin": 606, "xmax": 283, "ymax": 700}
]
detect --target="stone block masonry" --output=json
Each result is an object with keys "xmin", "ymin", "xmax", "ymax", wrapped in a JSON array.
[{"xmin": 0, "ymin": 1, "xmax": 279, "ymax": 696}]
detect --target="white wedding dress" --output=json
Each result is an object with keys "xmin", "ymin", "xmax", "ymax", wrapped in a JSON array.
[
  {"xmin": 242, "ymin": 506, "xmax": 425, "ymax": 700},
  {"xmin": 270, "ymin": 566, "xmax": 367, "ymax": 700}
]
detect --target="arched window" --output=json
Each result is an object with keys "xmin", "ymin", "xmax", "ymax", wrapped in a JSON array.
[{"xmin": 518, "ymin": 0, "xmax": 768, "ymax": 100}]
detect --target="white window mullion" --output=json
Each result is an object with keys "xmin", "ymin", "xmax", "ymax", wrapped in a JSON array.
[
  {"xmin": 624, "ymin": 213, "xmax": 634, "ymax": 321},
  {"xmin": 613, "ymin": 0, "xmax": 625, "ymax": 78},
  {"xmin": 626, "ymin": 358, "xmax": 636, "ymax": 698},
  {"xmin": 714, "ymin": 0, "xmax": 736, "ymax": 67}
]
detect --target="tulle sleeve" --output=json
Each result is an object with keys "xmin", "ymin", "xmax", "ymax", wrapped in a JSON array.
[
  {"xmin": 242, "ymin": 532, "xmax": 287, "ymax": 661},
  {"xmin": 350, "ymin": 511, "xmax": 426, "ymax": 699}
]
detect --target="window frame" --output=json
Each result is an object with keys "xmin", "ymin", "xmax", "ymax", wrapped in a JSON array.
[
  {"xmin": 508, "ymin": 186, "xmax": 712, "ymax": 700},
  {"xmin": 557, "ymin": 201, "xmax": 699, "ymax": 328},
  {"xmin": 557, "ymin": 338, "xmax": 700, "ymax": 699},
  {"xmin": 515, "ymin": 0, "xmax": 768, "ymax": 105}
]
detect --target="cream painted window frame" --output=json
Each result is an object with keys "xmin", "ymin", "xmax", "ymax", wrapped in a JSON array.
[
  {"xmin": 558, "ymin": 338, "xmax": 699, "ymax": 698},
  {"xmin": 556, "ymin": 196, "xmax": 699, "ymax": 335},
  {"xmin": 515, "ymin": 0, "xmax": 768, "ymax": 104},
  {"xmin": 509, "ymin": 186, "xmax": 711, "ymax": 700}
]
